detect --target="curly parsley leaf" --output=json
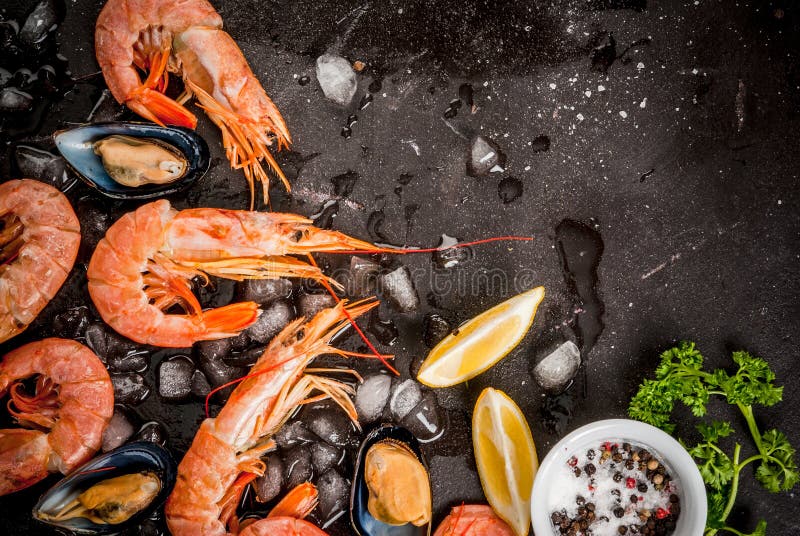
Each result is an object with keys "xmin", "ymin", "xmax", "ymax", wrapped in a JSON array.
[
  {"xmin": 723, "ymin": 351, "xmax": 783, "ymax": 407},
  {"xmin": 688, "ymin": 439, "xmax": 735, "ymax": 490},
  {"xmin": 705, "ymin": 490, "xmax": 728, "ymax": 529},
  {"xmin": 756, "ymin": 429, "xmax": 798, "ymax": 492},
  {"xmin": 698, "ymin": 421, "xmax": 734, "ymax": 443}
]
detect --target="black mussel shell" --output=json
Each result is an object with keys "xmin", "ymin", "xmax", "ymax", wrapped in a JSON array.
[
  {"xmin": 53, "ymin": 122, "xmax": 210, "ymax": 200},
  {"xmin": 350, "ymin": 424, "xmax": 431, "ymax": 536},
  {"xmin": 32, "ymin": 441, "xmax": 176, "ymax": 535}
]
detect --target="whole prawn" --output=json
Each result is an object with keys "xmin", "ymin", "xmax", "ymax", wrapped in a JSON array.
[
  {"xmin": 0, "ymin": 179, "xmax": 80, "ymax": 343},
  {"xmin": 0, "ymin": 338, "xmax": 113, "ymax": 495},
  {"xmin": 86, "ymin": 199, "xmax": 389, "ymax": 348},
  {"xmin": 165, "ymin": 299, "xmax": 378, "ymax": 535},
  {"xmin": 95, "ymin": 0, "xmax": 292, "ymax": 207}
]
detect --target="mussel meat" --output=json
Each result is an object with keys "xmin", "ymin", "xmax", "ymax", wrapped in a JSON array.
[
  {"xmin": 38, "ymin": 472, "xmax": 160, "ymax": 525},
  {"xmin": 365, "ymin": 440, "xmax": 431, "ymax": 527},
  {"xmin": 93, "ymin": 135, "xmax": 187, "ymax": 187}
]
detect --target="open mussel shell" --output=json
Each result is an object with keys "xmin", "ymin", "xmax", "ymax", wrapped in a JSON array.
[
  {"xmin": 54, "ymin": 122, "xmax": 210, "ymax": 199},
  {"xmin": 32, "ymin": 441, "xmax": 176, "ymax": 535},
  {"xmin": 350, "ymin": 424, "xmax": 431, "ymax": 536}
]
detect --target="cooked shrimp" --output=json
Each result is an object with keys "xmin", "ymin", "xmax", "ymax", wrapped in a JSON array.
[
  {"xmin": 0, "ymin": 179, "xmax": 80, "ymax": 343},
  {"xmin": 433, "ymin": 505, "xmax": 516, "ymax": 536},
  {"xmin": 86, "ymin": 200, "xmax": 388, "ymax": 347},
  {"xmin": 165, "ymin": 300, "xmax": 377, "ymax": 535},
  {"xmin": 95, "ymin": 0, "xmax": 291, "ymax": 207},
  {"xmin": 0, "ymin": 338, "xmax": 113, "ymax": 495}
]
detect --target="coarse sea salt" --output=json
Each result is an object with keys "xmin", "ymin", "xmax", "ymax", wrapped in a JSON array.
[{"xmin": 547, "ymin": 440, "xmax": 680, "ymax": 536}]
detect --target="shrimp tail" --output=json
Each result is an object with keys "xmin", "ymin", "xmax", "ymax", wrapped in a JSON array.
[
  {"xmin": 267, "ymin": 482, "xmax": 318, "ymax": 519},
  {"xmin": 127, "ymin": 87, "xmax": 198, "ymax": 129},
  {"xmin": 202, "ymin": 302, "xmax": 260, "ymax": 338}
]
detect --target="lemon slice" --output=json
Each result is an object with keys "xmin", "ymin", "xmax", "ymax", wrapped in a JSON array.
[
  {"xmin": 472, "ymin": 387, "xmax": 538, "ymax": 536},
  {"xmin": 416, "ymin": 287, "xmax": 544, "ymax": 388}
]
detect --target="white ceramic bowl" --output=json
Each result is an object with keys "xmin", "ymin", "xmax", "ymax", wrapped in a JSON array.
[{"xmin": 531, "ymin": 419, "xmax": 706, "ymax": 536}]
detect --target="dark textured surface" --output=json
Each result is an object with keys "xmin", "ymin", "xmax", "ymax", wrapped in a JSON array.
[{"xmin": 1, "ymin": 0, "xmax": 799, "ymax": 534}]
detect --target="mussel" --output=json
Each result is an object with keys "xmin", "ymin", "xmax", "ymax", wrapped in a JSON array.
[
  {"xmin": 33, "ymin": 442, "xmax": 176, "ymax": 535},
  {"xmin": 54, "ymin": 122, "xmax": 210, "ymax": 199},
  {"xmin": 351, "ymin": 425, "xmax": 432, "ymax": 536}
]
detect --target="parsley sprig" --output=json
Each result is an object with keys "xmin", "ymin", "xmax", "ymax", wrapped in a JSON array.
[{"xmin": 628, "ymin": 342, "xmax": 797, "ymax": 536}]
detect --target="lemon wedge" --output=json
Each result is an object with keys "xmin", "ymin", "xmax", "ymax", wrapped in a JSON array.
[
  {"xmin": 472, "ymin": 387, "xmax": 538, "ymax": 536},
  {"xmin": 416, "ymin": 287, "xmax": 544, "ymax": 388}
]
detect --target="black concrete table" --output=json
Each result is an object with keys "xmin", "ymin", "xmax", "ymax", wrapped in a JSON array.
[{"xmin": 1, "ymin": 0, "xmax": 798, "ymax": 534}]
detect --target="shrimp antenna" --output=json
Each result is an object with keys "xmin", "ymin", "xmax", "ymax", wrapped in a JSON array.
[{"xmin": 305, "ymin": 254, "xmax": 399, "ymax": 376}]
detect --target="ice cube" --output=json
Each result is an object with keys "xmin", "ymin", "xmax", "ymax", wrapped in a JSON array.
[
  {"xmin": 53, "ymin": 306, "xmax": 90, "ymax": 339},
  {"xmin": 467, "ymin": 135, "xmax": 506, "ymax": 176},
  {"xmin": 137, "ymin": 519, "xmax": 163, "ymax": 536},
  {"xmin": 283, "ymin": 445, "xmax": 313, "ymax": 489},
  {"xmin": 315, "ymin": 54, "xmax": 357, "ymax": 106},
  {"xmin": 389, "ymin": 379, "xmax": 423, "ymax": 421},
  {"xmin": 223, "ymin": 347, "xmax": 263, "ymax": 368},
  {"xmin": 110, "ymin": 373, "xmax": 150, "ymax": 405},
  {"xmin": 379, "ymin": 266, "xmax": 420, "ymax": 312},
  {"xmin": 85, "ymin": 322, "xmax": 145, "ymax": 371},
  {"xmin": 302, "ymin": 401, "xmax": 356, "ymax": 447},
  {"xmin": 107, "ymin": 350, "xmax": 148, "ymax": 374},
  {"xmin": 190, "ymin": 369, "xmax": 211, "ymax": 398},
  {"xmin": 86, "ymin": 89, "xmax": 126, "ymax": 123},
  {"xmin": 400, "ymin": 391, "xmax": 446, "ymax": 442},
  {"xmin": 354, "ymin": 374, "xmax": 391, "ymax": 424},
  {"xmin": 101, "ymin": 408, "xmax": 135, "ymax": 452},
  {"xmin": 76, "ymin": 200, "xmax": 112, "ymax": 250},
  {"xmin": 246, "ymin": 300, "xmax": 294, "ymax": 344},
  {"xmin": 423, "ymin": 313, "xmax": 451, "ymax": 348},
  {"xmin": 532, "ymin": 341, "xmax": 581, "ymax": 393},
  {"xmin": 316, "ymin": 469, "xmax": 349, "ymax": 521},
  {"xmin": 348, "ymin": 256, "xmax": 379, "ymax": 298},
  {"xmin": 254, "ymin": 453, "xmax": 284, "ymax": 503},
  {"xmin": 196, "ymin": 338, "xmax": 246, "ymax": 401},
  {"xmin": 158, "ymin": 356, "xmax": 195, "ymax": 402},
  {"xmin": 19, "ymin": 0, "xmax": 61, "ymax": 46},
  {"xmin": 134, "ymin": 421, "xmax": 168, "ymax": 446},
  {"xmin": 274, "ymin": 421, "xmax": 319, "ymax": 450},
  {"xmin": 310, "ymin": 442, "xmax": 344, "ymax": 475},
  {"xmin": 368, "ymin": 318, "xmax": 397, "ymax": 346},
  {"xmin": 0, "ymin": 88, "xmax": 33, "ymax": 112},
  {"xmin": 297, "ymin": 292, "xmax": 337, "ymax": 319},
  {"xmin": 432, "ymin": 234, "xmax": 470, "ymax": 270},
  {"xmin": 14, "ymin": 146, "xmax": 75, "ymax": 192},
  {"xmin": 228, "ymin": 330, "xmax": 250, "ymax": 352},
  {"xmin": 197, "ymin": 337, "xmax": 233, "ymax": 362},
  {"xmin": 236, "ymin": 278, "xmax": 292, "ymax": 305}
]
